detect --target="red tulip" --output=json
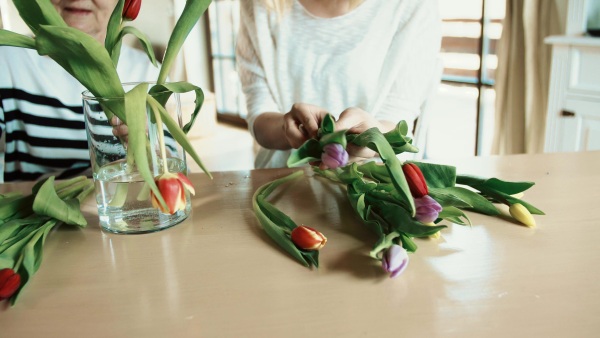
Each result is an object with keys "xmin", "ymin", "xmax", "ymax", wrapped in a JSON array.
[
  {"xmin": 291, "ymin": 226, "xmax": 327, "ymax": 250},
  {"xmin": 122, "ymin": 0, "xmax": 142, "ymax": 21},
  {"xmin": 402, "ymin": 163, "xmax": 428, "ymax": 198},
  {"xmin": 0, "ymin": 268, "xmax": 21, "ymax": 301},
  {"xmin": 150, "ymin": 172, "xmax": 195, "ymax": 214}
]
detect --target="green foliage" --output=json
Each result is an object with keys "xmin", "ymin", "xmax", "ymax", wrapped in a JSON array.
[
  {"xmin": 0, "ymin": 176, "xmax": 94, "ymax": 304},
  {"xmin": 269, "ymin": 115, "xmax": 545, "ymax": 268},
  {"xmin": 252, "ymin": 171, "xmax": 319, "ymax": 268}
]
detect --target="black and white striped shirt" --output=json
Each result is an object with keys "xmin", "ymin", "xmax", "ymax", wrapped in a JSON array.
[{"xmin": 0, "ymin": 46, "xmax": 160, "ymax": 182}]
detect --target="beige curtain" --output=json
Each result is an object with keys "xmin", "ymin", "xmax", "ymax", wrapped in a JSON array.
[{"xmin": 492, "ymin": 0, "xmax": 563, "ymax": 154}]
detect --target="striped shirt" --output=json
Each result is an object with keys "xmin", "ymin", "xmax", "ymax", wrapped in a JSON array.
[{"xmin": 0, "ymin": 46, "xmax": 160, "ymax": 182}]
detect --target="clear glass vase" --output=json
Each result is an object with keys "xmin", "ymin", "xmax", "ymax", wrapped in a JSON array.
[{"xmin": 82, "ymin": 83, "xmax": 191, "ymax": 234}]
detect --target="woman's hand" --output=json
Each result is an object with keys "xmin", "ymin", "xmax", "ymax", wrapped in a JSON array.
[
  {"xmin": 282, "ymin": 103, "xmax": 329, "ymax": 149},
  {"xmin": 111, "ymin": 116, "xmax": 129, "ymax": 142},
  {"xmin": 335, "ymin": 107, "xmax": 396, "ymax": 159}
]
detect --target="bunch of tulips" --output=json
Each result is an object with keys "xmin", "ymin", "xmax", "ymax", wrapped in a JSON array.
[{"xmin": 253, "ymin": 114, "xmax": 543, "ymax": 278}]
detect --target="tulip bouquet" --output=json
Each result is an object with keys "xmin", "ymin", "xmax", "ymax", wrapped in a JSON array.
[
  {"xmin": 0, "ymin": 0, "xmax": 212, "ymax": 213},
  {"xmin": 253, "ymin": 114, "xmax": 544, "ymax": 277}
]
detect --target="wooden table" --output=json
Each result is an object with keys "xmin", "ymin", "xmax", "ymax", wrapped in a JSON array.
[{"xmin": 1, "ymin": 152, "xmax": 599, "ymax": 337}]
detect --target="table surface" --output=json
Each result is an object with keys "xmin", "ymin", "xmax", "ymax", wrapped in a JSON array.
[{"xmin": 1, "ymin": 151, "xmax": 599, "ymax": 337}]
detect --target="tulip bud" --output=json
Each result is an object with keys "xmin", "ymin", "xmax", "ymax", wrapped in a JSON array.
[
  {"xmin": 321, "ymin": 143, "xmax": 349, "ymax": 169},
  {"xmin": 291, "ymin": 226, "xmax": 327, "ymax": 250},
  {"xmin": 381, "ymin": 244, "xmax": 409, "ymax": 278},
  {"xmin": 414, "ymin": 195, "xmax": 442, "ymax": 223},
  {"xmin": 122, "ymin": 0, "xmax": 142, "ymax": 21},
  {"xmin": 423, "ymin": 222, "xmax": 441, "ymax": 239},
  {"xmin": 402, "ymin": 163, "xmax": 428, "ymax": 197},
  {"xmin": 151, "ymin": 172, "xmax": 195, "ymax": 215},
  {"xmin": 0, "ymin": 268, "xmax": 21, "ymax": 301},
  {"xmin": 509, "ymin": 203, "xmax": 536, "ymax": 228}
]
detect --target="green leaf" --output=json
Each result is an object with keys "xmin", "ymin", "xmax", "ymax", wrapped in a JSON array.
[
  {"xmin": 348, "ymin": 127, "xmax": 415, "ymax": 215},
  {"xmin": 32, "ymin": 177, "xmax": 86, "ymax": 227},
  {"xmin": 119, "ymin": 26, "xmax": 158, "ymax": 67},
  {"xmin": 430, "ymin": 187, "xmax": 500, "ymax": 216},
  {"xmin": 438, "ymin": 206, "xmax": 471, "ymax": 225},
  {"xmin": 0, "ymin": 216, "xmax": 47, "ymax": 247},
  {"xmin": 287, "ymin": 139, "xmax": 321, "ymax": 167},
  {"xmin": 319, "ymin": 114, "xmax": 336, "ymax": 135},
  {"xmin": 0, "ymin": 194, "xmax": 33, "ymax": 221},
  {"xmin": 147, "ymin": 95, "xmax": 212, "ymax": 178},
  {"xmin": 320, "ymin": 130, "xmax": 347, "ymax": 148},
  {"xmin": 357, "ymin": 162, "xmax": 392, "ymax": 183},
  {"xmin": 457, "ymin": 175, "xmax": 535, "ymax": 195},
  {"xmin": 11, "ymin": 220, "xmax": 57, "ymax": 304},
  {"xmin": 105, "ymin": 0, "xmax": 125, "ymax": 63},
  {"xmin": 149, "ymin": 82, "xmax": 205, "ymax": 134},
  {"xmin": 0, "ymin": 30, "xmax": 36, "ymax": 49},
  {"xmin": 12, "ymin": 0, "xmax": 67, "ymax": 34},
  {"xmin": 372, "ymin": 199, "xmax": 446, "ymax": 237},
  {"xmin": 158, "ymin": 0, "xmax": 212, "ymax": 84},
  {"xmin": 408, "ymin": 161, "xmax": 457, "ymax": 188},
  {"xmin": 382, "ymin": 121, "xmax": 419, "ymax": 154},
  {"xmin": 252, "ymin": 171, "xmax": 315, "ymax": 267},
  {"xmin": 35, "ymin": 26, "xmax": 125, "ymax": 115},
  {"xmin": 124, "ymin": 83, "xmax": 168, "ymax": 212}
]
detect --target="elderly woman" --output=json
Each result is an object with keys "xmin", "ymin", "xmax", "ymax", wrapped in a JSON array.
[
  {"xmin": 0, "ymin": 0, "xmax": 158, "ymax": 182},
  {"xmin": 237, "ymin": 0, "xmax": 441, "ymax": 168}
]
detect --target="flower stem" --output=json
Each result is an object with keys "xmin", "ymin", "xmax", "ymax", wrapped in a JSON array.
[{"xmin": 148, "ymin": 97, "xmax": 169, "ymax": 174}]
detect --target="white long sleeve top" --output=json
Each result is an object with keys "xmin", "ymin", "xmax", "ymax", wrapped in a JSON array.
[{"xmin": 237, "ymin": 0, "xmax": 441, "ymax": 168}]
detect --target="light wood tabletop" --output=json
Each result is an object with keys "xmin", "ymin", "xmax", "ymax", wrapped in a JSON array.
[{"xmin": 1, "ymin": 151, "xmax": 599, "ymax": 337}]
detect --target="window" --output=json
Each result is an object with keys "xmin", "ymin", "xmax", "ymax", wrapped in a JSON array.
[
  {"xmin": 430, "ymin": 0, "xmax": 505, "ymax": 158},
  {"xmin": 206, "ymin": 0, "xmax": 506, "ymax": 156}
]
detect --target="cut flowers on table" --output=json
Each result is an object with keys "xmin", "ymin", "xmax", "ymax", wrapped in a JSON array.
[{"xmin": 253, "ymin": 114, "xmax": 544, "ymax": 276}]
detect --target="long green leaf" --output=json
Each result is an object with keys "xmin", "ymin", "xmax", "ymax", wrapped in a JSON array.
[
  {"xmin": 158, "ymin": 0, "xmax": 212, "ymax": 84},
  {"xmin": 0, "ymin": 30, "xmax": 36, "ymax": 49},
  {"xmin": 251, "ymin": 171, "xmax": 315, "ymax": 267},
  {"xmin": 348, "ymin": 128, "xmax": 415, "ymax": 215},
  {"xmin": 409, "ymin": 161, "xmax": 456, "ymax": 188},
  {"xmin": 287, "ymin": 139, "xmax": 321, "ymax": 167},
  {"xmin": 32, "ymin": 177, "xmax": 86, "ymax": 227},
  {"xmin": 35, "ymin": 25, "xmax": 125, "ymax": 100},
  {"xmin": 11, "ymin": 220, "xmax": 56, "ymax": 304},
  {"xmin": 12, "ymin": 0, "xmax": 66, "ymax": 34},
  {"xmin": 124, "ymin": 83, "xmax": 167, "ymax": 210},
  {"xmin": 105, "ymin": 0, "xmax": 125, "ymax": 62},
  {"xmin": 149, "ymin": 82, "xmax": 205, "ymax": 134},
  {"xmin": 119, "ymin": 26, "xmax": 158, "ymax": 67},
  {"xmin": 148, "ymin": 95, "xmax": 211, "ymax": 177}
]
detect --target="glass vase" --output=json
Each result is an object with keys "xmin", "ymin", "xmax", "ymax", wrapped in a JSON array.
[{"xmin": 82, "ymin": 83, "xmax": 191, "ymax": 234}]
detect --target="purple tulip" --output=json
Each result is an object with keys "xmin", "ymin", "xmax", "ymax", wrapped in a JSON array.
[
  {"xmin": 382, "ymin": 244, "xmax": 409, "ymax": 278},
  {"xmin": 414, "ymin": 195, "xmax": 442, "ymax": 223},
  {"xmin": 321, "ymin": 143, "xmax": 349, "ymax": 169}
]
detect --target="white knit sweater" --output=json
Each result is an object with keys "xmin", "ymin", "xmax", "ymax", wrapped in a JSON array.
[{"xmin": 237, "ymin": 0, "xmax": 441, "ymax": 168}]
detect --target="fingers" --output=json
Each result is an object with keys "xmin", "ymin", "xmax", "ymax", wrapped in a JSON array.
[
  {"xmin": 111, "ymin": 116, "xmax": 129, "ymax": 140},
  {"xmin": 283, "ymin": 103, "xmax": 329, "ymax": 149}
]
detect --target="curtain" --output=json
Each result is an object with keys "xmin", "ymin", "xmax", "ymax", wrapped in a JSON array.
[{"xmin": 492, "ymin": 0, "xmax": 563, "ymax": 154}]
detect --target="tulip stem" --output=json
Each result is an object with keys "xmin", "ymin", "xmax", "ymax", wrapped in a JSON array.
[{"xmin": 149, "ymin": 98, "xmax": 169, "ymax": 174}]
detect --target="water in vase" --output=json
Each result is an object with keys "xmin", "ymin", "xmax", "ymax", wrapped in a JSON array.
[{"xmin": 94, "ymin": 157, "xmax": 191, "ymax": 234}]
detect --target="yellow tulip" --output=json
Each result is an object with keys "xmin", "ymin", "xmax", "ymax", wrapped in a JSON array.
[
  {"xmin": 509, "ymin": 203, "xmax": 536, "ymax": 228},
  {"xmin": 423, "ymin": 222, "xmax": 441, "ymax": 239}
]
